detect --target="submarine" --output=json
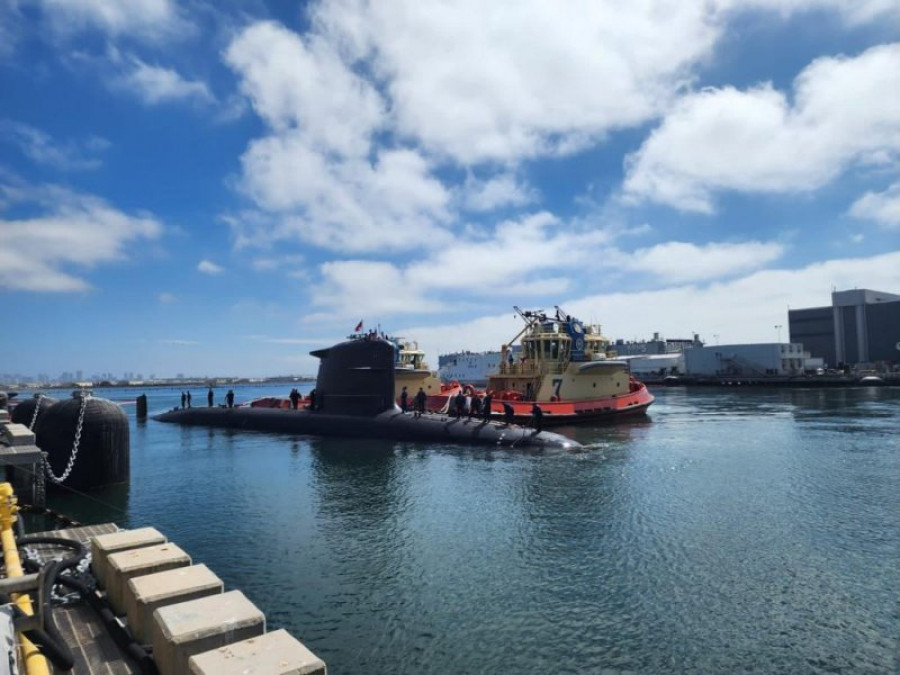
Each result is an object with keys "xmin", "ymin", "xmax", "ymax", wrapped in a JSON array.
[{"xmin": 154, "ymin": 337, "xmax": 580, "ymax": 450}]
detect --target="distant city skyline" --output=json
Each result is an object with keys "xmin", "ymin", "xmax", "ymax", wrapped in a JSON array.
[{"xmin": 2, "ymin": 1, "xmax": 898, "ymax": 377}]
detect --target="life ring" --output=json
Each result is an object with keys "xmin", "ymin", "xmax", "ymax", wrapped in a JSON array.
[{"xmin": 575, "ymin": 338, "xmax": 584, "ymax": 350}]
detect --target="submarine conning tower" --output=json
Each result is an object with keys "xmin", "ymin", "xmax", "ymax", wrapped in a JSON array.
[{"xmin": 311, "ymin": 338, "xmax": 396, "ymax": 415}]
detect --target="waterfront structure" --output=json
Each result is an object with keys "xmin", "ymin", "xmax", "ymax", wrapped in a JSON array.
[
  {"xmin": 611, "ymin": 332, "xmax": 702, "ymax": 356},
  {"xmin": 789, "ymin": 289, "xmax": 900, "ymax": 369},
  {"xmin": 621, "ymin": 353, "xmax": 685, "ymax": 380},
  {"xmin": 684, "ymin": 343, "xmax": 811, "ymax": 377},
  {"xmin": 610, "ymin": 332, "xmax": 703, "ymax": 381}
]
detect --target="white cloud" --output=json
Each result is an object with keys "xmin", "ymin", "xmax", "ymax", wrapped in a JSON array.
[
  {"xmin": 313, "ymin": 0, "xmax": 722, "ymax": 164},
  {"xmin": 250, "ymin": 254, "xmax": 304, "ymax": 272},
  {"xmin": 0, "ymin": 183, "xmax": 162, "ymax": 291},
  {"xmin": 226, "ymin": 21, "xmax": 452, "ymax": 254},
  {"xmin": 0, "ymin": 120, "xmax": 108, "ymax": 170},
  {"xmin": 0, "ymin": 2, "xmax": 24, "ymax": 59},
  {"xmin": 719, "ymin": 0, "xmax": 900, "ymax": 26},
  {"xmin": 849, "ymin": 182, "xmax": 900, "ymax": 228},
  {"xmin": 460, "ymin": 173, "xmax": 537, "ymax": 212},
  {"xmin": 307, "ymin": 261, "xmax": 446, "ymax": 321},
  {"xmin": 626, "ymin": 240, "xmax": 786, "ymax": 282},
  {"xmin": 624, "ymin": 43, "xmax": 900, "ymax": 212},
  {"xmin": 158, "ymin": 292, "xmax": 176, "ymax": 303},
  {"xmin": 38, "ymin": 0, "xmax": 186, "ymax": 42},
  {"xmin": 304, "ymin": 212, "xmax": 613, "ymax": 323},
  {"xmin": 237, "ymin": 137, "xmax": 451, "ymax": 253},
  {"xmin": 405, "ymin": 212, "xmax": 609, "ymax": 292},
  {"xmin": 115, "ymin": 58, "xmax": 214, "ymax": 106},
  {"xmin": 197, "ymin": 260, "xmax": 224, "ymax": 275},
  {"xmin": 226, "ymin": 21, "xmax": 384, "ymax": 157}
]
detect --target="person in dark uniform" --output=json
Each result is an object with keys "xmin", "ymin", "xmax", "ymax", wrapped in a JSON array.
[
  {"xmin": 289, "ymin": 388, "xmax": 301, "ymax": 410},
  {"xmin": 226, "ymin": 389, "xmax": 234, "ymax": 408},
  {"xmin": 400, "ymin": 386, "xmax": 409, "ymax": 412},
  {"xmin": 531, "ymin": 402, "xmax": 543, "ymax": 433},
  {"xmin": 470, "ymin": 394, "xmax": 482, "ymax": 419},
  {"xmin": 482, "ymin": 391, "xmax": 493, "ymax": 423},
  {"xmin": 415, "ymin": 387, "xmax": 427, "ymax": 417},
  {"xmin": 502, "ymin": 402, "xmax": 515, "ymax": 425},
  {"xmin": 454, "ymin": 390, "xmax": 466, "ymax": 418},
  {"xmin": 308, "ymin": 389, "xmax": 317, "ymax": 410},
  {"xmin": 180, "ymin": 392, "xmax": 186, "ymax": 409},
  {"xmin": 186, "ymin": 391, "xmax": 192, "ymax": 408},
  {"xmin": 207, "ymin": 388, "xmax": 214, "ymax": 407}
]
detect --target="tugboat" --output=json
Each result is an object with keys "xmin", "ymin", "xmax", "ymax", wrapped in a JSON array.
[
  {"xmin": 379, "ymin": 333, "xmax": 443, "ymax": 403},
  {"xmin": 480, "ymin": 306, "xmax": 655, "ymax": 425}
]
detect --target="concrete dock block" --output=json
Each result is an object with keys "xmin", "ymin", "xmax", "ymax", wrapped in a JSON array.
[
  {"xmin": 126, "ymin": 564, "xmax": 224, "ymax": 644},
  {"xmin": 0, "ymin": 410, "xmax": 9, "ymax": 423},
  {"xmin": 188, "ymin": 629, "xmax": 326, "ymax": 675},
  {"xmin": 2, "ymin": 423, "xmax": 35, "ymax": 446},
  {"xmin": 152, "ymin": 590, "xmax": 265, "ymax": 675},
  {"xmin": 106, "ymin": 542, "xmax": 191, "ymax": 615},
  {"xmin": 91, "ymin": 527, "xmax": 167, "ymax": 591}
]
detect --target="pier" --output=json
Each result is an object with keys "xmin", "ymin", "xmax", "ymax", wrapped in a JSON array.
[{"xmin": 0, "ymin": 408, "xmax": 327, "ymax": 674}]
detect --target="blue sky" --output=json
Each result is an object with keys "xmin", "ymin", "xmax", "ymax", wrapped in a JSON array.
[{"xmin": 2, "ymin": 0, "xmax": 899, "ymax": 378}]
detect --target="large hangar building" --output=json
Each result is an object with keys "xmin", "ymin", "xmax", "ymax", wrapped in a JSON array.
[{"xmin": 788, "ymin": 289, "xmax": 900, "ymax": 368}]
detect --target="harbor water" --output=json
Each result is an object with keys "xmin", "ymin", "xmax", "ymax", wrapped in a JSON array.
[{"xmin": 33, "ymin": 385, "xmax": 900, "ymax": 673}]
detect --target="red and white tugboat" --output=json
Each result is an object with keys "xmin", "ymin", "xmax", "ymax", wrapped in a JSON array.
[{"xmin": 480, "ymin": 306, "xmax": 654, "ymax": 425}]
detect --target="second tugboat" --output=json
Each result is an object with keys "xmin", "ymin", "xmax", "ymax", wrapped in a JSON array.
[{"xmin": 480, "ymin": 306, "xmax": 655, "ymax": 425}]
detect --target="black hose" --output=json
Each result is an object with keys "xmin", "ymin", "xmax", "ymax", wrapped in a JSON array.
[
  {"xmin": 13, "ymin": 536, "xmax": 87, "ymax": 671},
  {"xmin": 14, "ymin": 534, "xmax": 157, "ymax": 673},
  {"xmin": 56, "ymin": 574, "xmax": 158, "ymax": 674}
]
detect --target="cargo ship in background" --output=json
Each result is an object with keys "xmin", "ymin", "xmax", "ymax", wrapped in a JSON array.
[{"xmin": 438, "ymin": 348, "xmax": 517, "ymax": 386}]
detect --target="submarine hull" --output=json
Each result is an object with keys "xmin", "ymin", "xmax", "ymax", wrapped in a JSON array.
[
  {"xmin": 153, "ymin": 338, "xmax": 581, "ymax": 449},
  {"xmin": 153, "ymin": 406, "xmax": 579, "ymax": 450}
]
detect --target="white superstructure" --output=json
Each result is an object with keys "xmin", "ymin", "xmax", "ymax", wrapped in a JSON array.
[{"xmin": 438, "ymin": 351, "xmax": 505, "ymax": 385}]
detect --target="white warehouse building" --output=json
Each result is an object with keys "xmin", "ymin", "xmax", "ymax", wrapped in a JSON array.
[{"xmin": 684, "ymin": 343, "xmax": 811, "ymax": 377}]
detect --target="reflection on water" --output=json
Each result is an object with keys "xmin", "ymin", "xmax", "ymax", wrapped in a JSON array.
[{"xmin": 29, "ymin": 384, "xmax": 900, "ymax": 674}]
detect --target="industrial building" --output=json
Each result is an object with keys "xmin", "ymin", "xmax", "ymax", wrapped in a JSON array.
[
  {"xmin": 684, "ymin": 343, "xmax": 811, "ymax": 377},
  {"xmin": 788, "ymin": 289, "xmax": 900, "ymax": 369}
]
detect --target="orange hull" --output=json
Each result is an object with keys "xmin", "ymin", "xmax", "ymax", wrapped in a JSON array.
[{"xmin": 425, "ymin": 382, "xmax": 654, "ymax": 425}]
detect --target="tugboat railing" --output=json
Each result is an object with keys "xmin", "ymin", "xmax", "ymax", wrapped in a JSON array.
[{"xmin": 498, "ymin": 361, "xmax": 568, "ymax": 376}]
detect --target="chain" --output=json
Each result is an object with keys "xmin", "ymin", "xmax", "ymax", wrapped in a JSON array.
[
  {"xmin": 28, "ymin": 393, "xmax": 43, "ymax": 430},
  {"xmin": 44, "ymin": 392, "xmax": 89, "ymax": 485}
]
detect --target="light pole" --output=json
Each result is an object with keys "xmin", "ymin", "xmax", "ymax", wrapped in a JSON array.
[{"xmin": 775, "ymin": 324, "xmax": 782, "ymax": 343}]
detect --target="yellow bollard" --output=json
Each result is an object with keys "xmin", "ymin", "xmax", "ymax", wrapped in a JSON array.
[{"xmin": 0, "ymin": 483, "xmax": 51, "ymax": 675}]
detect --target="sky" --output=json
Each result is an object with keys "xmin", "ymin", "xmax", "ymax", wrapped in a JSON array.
[{"xmin": 1, "ymin": 0, "xmax": 899, "ymax": 379}]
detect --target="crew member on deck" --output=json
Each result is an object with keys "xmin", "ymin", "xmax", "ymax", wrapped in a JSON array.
[
  {"xmin": 226, "ymin": 389, "xmax": 235, "ymax": 408},
  {"xmin": 454, "ymin": 390, "xmax": 466, "ymax": 418},
  {"xmin": 470, "ymin": 395, "xmax": 482, "ymax": 419},
  {"xmin": 400, "ymin": 386, "xmax": 409, "ymax": 412},
  {"xmin": 186, "ymin": 391, "xmax": 192, "ymax": 408},
  {"xmin": 415, "ymin": 387, "xmax": 427, "ymax": 417},
  {"xmin": 207, "ymin": 388, "xmax": 214, "ymax": 407},
  {"xmin": 531, "ymin": 402, "xmax": 543, "ymax": 433},
  {"xmin": 502, "ymin": 402, "xmax": 515, "ymax": 425},
  {"xmin": 289, "ymin": 388, "xmax": 301, "ymax": 410},
  {"xmin": 482, "ymin": 392, "xmax": 493, "ymax": 423}
]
